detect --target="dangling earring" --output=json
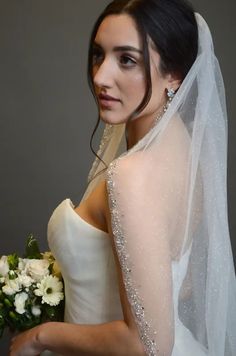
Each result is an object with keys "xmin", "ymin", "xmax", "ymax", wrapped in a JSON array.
[
  {"xmin": 167, "ymin": 88, "xmax": 176, "ymax": 101},
  {"xmin": 155, "ymin": 88, "xmax": 176, "ymax": 124},
  {"xmin": 163, "ymin": 88, "xmax": 176, "ymax": 113}
]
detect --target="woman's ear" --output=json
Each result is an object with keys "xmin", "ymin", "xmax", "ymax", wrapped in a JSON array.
[{"xmin": 166, "ymin": 73, "xmax": 182, "ymax": 92}]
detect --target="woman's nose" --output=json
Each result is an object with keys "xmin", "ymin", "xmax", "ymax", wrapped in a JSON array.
[{"xmin": 93, "ymin": 58, "xmax": 114, "ymax": 89}]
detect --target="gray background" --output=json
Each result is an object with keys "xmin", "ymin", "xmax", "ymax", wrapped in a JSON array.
[{"xmin": 0, "ymin": 0, "xmax": 235, "ymax": 353}]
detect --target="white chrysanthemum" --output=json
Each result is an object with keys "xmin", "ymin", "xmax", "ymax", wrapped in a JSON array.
[
  {"xmin": 23, "ymin": 259, "xmax": 50, "ymax": 282},
  {"xmin": 0, "ymin": 256, "xmax": 9, "ymax": 277},
  {"xmin": 14, "ymin": 292, "xmax": 28, "ymax": 314},
  {"xmin": 34, "ymin": 275, "xmax": 64, "ymax": 306},
  {"xmin": 31, "ymin": 305, "xmax": 41, "ymax": 316},
  {"xmin": 2, "ymin": 277, "xmax": 21, "ymax": 296}
]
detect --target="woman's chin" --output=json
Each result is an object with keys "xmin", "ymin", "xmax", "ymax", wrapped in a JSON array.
[{"xmin": 99, "ymin": 113, "xmax": 127, "ymax": 125}]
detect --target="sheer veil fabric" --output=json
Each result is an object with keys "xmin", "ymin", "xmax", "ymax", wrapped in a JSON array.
[{"xmin": 83, "ymin": 14, "xmax": 236, "ymax": 355}]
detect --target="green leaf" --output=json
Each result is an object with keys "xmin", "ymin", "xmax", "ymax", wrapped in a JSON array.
[
  {"xmin": 45, "ymin": 305, "xmax": 56, "ymax": 319},
  {"xmin": 7, "ymin": 253, "xmax": 19, "ymax": 270},
  {"xmin": 43, "ymin": 301, "xmax": 64, "ymax": 322},
  {"xmin": 8, "ymin": 270, "xmax": 17, "ymax": 280},
  {"xmin": 4, "ymin": 298, "xmax": 13, "ymax": 308},
  {"xmin": 24, "ymin": 234, "xmax": 42, "ymax": 259},
  {"xmin": 9, "ymin": 311, "xmax": 18, "ymax": 321}
]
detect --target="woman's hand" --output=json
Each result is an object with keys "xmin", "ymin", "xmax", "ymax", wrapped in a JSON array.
[{"xmin": 9, "ymin": 325, "xmax": 45, "ymax": 356}]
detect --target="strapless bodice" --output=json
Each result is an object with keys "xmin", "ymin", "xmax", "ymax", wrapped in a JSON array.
[
  {"xmin": 47, "ymin": 199, "xmax": 207, "ymax": 355},
  {"xmin": 47, "ymin": 198, "xmax": 123, "ymax": 324}
]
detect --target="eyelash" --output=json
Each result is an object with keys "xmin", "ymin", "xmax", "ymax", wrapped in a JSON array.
[
  {"xmin": 92, "ymin": 50, "xmax": 137, "ymax": 69},
  {"xmin": 92, "ymin": 50, "xmax": 103, "ymax": 65},
  {"xmin": 120, "ymin": 54, "xmax": 137, "ymax": 67}
]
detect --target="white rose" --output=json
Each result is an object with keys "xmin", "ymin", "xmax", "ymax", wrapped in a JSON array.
[
  {"xmin": 24, "ymin": 259, "xmax": 50, "ymax": 282},
  {"xmin": 2, "ymin": 277, "xmax": 21, "ymax": 295},
  {"xmin": 0, "ymin": 256, "xmax": 9, "ymax": 277},
  {"xmin": 14, "ymin": 292, "xmax": 28, "ymax": 314},
  {"xmin": 31, "ymin": 305, "xmax": 41, "ymax": 316},
  {"xmin": 18, "ymin": 274, "xmax": 33, "ymax": 288}
]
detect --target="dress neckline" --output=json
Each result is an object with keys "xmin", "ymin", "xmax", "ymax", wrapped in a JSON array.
[
  {"xmin": 64, "ymin": 198, "xmax": 109, "ymax": 237},
  {"xmin": 61, "ymin": 199, "xmax": 191, "ymax": 262}
]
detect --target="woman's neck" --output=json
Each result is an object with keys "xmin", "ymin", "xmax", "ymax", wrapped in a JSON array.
[
  {"xmin": 126, "ymin": 116, "xmax": 153, "ymax": 149},
  {"xmin": 126, "ymin": 106, "xmax": 165, "ymax": 149}
]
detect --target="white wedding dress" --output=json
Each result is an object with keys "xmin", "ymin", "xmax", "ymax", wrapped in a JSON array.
[
  {"xmin": 41, "ymin": 11, "xmax": 236, "ymax": 355},
  {"xmin": 43, "ymin": 198, "xmax": 208, "ymax": 355}
]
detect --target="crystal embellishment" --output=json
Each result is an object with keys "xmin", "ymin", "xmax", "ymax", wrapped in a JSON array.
[{"xmin": 106, "ymin": 159, "xmax": 158, "ymax": 356}]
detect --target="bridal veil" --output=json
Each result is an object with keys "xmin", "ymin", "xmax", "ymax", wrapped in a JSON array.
[{"xmin": 84, "ymin": 13, "xmax": 236, "ymax": 355}]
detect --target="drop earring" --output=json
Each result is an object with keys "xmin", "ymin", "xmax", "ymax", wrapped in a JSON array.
[
  {"xmin": 155, "ymin": 88, "xmax": 176, "ymax": 124},
  {"xmin": 163, "ymin": 88, "xmax": 176, "ymax": 113},
  {"xmin": 167, "ymin": 88, "xmax": 176, "ymax": 101}
]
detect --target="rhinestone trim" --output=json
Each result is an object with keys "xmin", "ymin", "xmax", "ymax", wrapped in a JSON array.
[{"xmin": 106, "ymin": 159, "xmax": 158, "ymax": 356}]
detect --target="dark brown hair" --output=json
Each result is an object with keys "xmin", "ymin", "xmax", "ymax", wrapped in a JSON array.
[{"xmin": 87, "ymin": 0, "xmax": 198, "ymax": 164}]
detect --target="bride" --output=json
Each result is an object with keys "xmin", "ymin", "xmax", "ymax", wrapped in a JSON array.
[{"xmin": 10, "ymin": 0, "xmax": 236, "ymax": 355}]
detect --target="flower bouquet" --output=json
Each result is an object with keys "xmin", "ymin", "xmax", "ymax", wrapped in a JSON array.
[{"xmin": 0, "ymin": 234, "xmax": 64, "ymax": 337}]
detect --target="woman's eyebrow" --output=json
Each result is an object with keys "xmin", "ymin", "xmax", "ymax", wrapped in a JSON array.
[
  {"xmin": 93, "ymin": 42, "xmax": 142, "ymax": 54},
  {"xmin": 113, "ymin": 45, "xmax": 142, "ymax": 54}
]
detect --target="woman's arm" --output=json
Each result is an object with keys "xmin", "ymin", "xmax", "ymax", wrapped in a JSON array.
[
  {"xmin": 10, "ymin": 318, "xmax": 144, "ymax": 356},
  {"xmin": 10, "ymin": 263, "xmax": 145, "ymax": 356},
  {"xmin": 43, "ymin": 319, "xmax": 144, "ymax": 356}
]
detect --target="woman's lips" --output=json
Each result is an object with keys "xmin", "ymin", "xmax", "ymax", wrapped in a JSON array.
[
  {"xmin": 98, "ymin": 93, "xmax": 120, "ymax": 109},
  {"xmin": 98, "ymin": 93, "xmax": 119, "ymax": 101}
]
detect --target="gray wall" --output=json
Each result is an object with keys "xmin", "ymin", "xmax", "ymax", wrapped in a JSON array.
[{"xmin": 0, "ymin": 0, "xmax": 235, "ymax": 353}]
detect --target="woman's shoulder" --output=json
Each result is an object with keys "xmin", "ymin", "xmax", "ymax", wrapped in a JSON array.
[
  {"xmin": 106, "ymin": 115, "xmax": 190, "ymax": 193},
  {"xmin": 107, "ymin": 150, "xmax": 148, "ymax": 185}
]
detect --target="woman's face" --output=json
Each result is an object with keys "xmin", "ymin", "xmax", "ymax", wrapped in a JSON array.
[{"xmin": 92, "ymin": 14, "xmax": 170, "ymax": 125}]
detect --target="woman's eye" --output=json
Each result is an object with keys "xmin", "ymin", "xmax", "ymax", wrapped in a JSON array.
[
  {"xmin": 92, "ymin": 50, "xmax": 104, "ymax": 65},
  {"xmin": 120, "ymin": 55, "xmax": 137, "ymax": 67}
]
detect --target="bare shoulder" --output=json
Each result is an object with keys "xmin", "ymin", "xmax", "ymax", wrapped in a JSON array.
[{"xmin": 108, "ymin": 151, "xmax": 149, "ymax": 187}]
